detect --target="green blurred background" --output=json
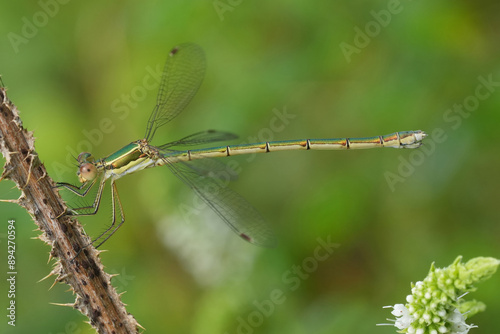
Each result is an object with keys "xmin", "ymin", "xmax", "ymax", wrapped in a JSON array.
[{"xmin": 1, "ymin": 1, "xmax": 499, "ymax": 333}]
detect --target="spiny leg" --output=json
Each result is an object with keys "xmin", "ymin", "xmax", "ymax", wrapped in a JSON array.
[
  {"xmin": 61, "ymin": 178, "xmax": 106, "ymax": 217},
  {"xmin": 56, "ymin": 177, "xmax": 98, "ymax": 197},
  {"xmin": 55, "ymin": 177, "xmax": 107, "ymax": 259},
  {"xmin": 70, "ymin": 179, "xmax": 123, "ymax": 257},
  {"xmin": 92, "ymin": 181, "xmax": 126, "ymax": 249},
  {"xmin": 54, "ymin": 178, "xmax": 99, "ymax": 218}
]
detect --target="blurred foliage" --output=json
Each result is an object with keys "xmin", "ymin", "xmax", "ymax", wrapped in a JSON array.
[{"xmin": 1, "ymin": 1, "xmax": 500, "ymax": 333}]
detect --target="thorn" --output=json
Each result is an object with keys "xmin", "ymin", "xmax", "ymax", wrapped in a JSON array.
[
  {"xmin": 36, "ymin": 169, "xmax": 47, "ymax": 182},
  {"xmin": 0, "ymin": 199, "xmax": 18, "ymax": 203},
  {"xmin": 22, "ymin": 152, "xmax": 38, "ymax": 188},
  {"xmin": 45, "ymin": 271, "xmax": 67, "ymax": 290},
  {"xmin": 55, "ymin": 209, "xmax": 67, "ymax": 219},
  {"xmin": 0, "ymin": 168, "xmax": 13, "ymax": 181},
  {"xmin": 48, "ymin": 279, "xmax": 59, "ymax": 291},
  {"xmin": 50, "ymin": 302, "xmax": 75, "ymax": 308},
  {"xmin": 56, "ymin": 273, "xmax": 69, "ymax": 283},
  {"xmin": 38, "ymin": 271, "xmax": 56, "ymax": 283}
]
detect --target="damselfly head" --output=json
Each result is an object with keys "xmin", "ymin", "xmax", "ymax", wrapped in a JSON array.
[{"xmin": 78, "ymin": 163, "xmax": 97, "ymax": 183}]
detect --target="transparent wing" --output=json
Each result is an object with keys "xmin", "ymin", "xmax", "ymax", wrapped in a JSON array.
[
  {"xmin": 159, "ymin": 130, "xmax": 238, "ymax": 149},
  {"xmin": 168, "ymin": 153, "xmax": 240, "ymax": 181},
  {"xmin": 145, "ymin": 43, "xmax": 206, "ymax": 142},
  {"xmin": 160, "ymin": 153, "xmax": 277, "ymax": 247}
]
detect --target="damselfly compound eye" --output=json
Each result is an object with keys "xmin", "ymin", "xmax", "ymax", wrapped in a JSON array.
[{"xmin": 78, "ymin": 163, "xmax": 97, "ymax": 182}]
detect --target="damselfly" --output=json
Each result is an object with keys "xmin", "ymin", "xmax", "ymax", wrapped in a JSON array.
[{"xmin": 57, "ymin": 43, "xmax": 427, "ymax": 249}]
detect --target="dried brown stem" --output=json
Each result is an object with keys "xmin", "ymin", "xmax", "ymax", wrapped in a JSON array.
[{"xmin": 0, "ymin": 85, "xmax": 140, "ymax": 333}]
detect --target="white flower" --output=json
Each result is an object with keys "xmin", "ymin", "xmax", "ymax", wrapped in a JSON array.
[
  {"xmin": 379, "ymin": 257, "xmax": 499, "ymax": 333},
  {"xmin": 447, "ymin": 309, "xmax": 477, "ymax": 334},
  {"xmin": 378, "ymin": 304, "xmax": 414, "ymax": 330}
]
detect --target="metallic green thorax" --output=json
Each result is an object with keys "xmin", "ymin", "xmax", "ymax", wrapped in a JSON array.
[{"xmin": 100, "ymin": 140, "xmax": 156, "ymax": 180}]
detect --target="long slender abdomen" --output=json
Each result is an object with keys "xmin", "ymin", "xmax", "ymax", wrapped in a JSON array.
[
  {"xmin": 190, "ymin": 130, "xmax": 425, "ymax": 158},
  {"xmin": 164, "ymin": 130, "xmax": 427, "ymax": 163}
]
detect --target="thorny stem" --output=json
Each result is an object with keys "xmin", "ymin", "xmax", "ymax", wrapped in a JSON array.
[{"xmin": 0, "ymin": 85, "xmax": 140, "ymax": 333}]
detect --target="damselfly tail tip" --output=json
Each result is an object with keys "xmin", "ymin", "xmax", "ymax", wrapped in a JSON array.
[
  {"xmin": 414, "ymin": 130, "xmax": 427, "ymax": 142},
  {"xmin": 399, "ymin": 130, "xmax": 427, "ymax": 149}
]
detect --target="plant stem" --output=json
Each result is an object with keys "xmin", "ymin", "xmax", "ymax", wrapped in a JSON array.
[{"xmin": 0, "ymin": 84, "xmax": 140, "ymax": 334}]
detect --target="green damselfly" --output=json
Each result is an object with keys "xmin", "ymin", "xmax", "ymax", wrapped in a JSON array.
[{"xmin": 57, "ymin": 43, "xmax": 427, "ymax": 249}]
